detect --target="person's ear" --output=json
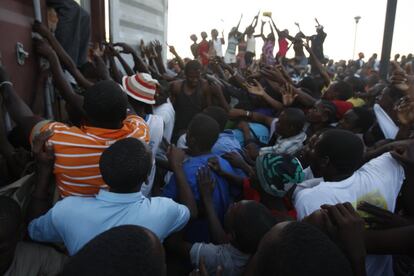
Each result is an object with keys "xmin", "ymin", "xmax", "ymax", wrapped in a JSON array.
[{"xmin": 319, "ymin": 155, "xmax": 330, "ymax": 169}]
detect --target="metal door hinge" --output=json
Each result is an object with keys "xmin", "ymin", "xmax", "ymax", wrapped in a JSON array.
[{"xmin": 16, "ymin": 42, "xmax": 29, "ymax": 65}]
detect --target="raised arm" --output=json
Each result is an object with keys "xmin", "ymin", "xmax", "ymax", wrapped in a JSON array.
[
  {"xmin": 153, "ymin": 40, "xmax": 167, "ymax": 75},
  {"xmin": 34, "ymin": 38, "xmax": 86, "ymax": 120},
  {"xmin": 109, "ymin": 44, "xmax": 134, "ymax": 76},
  {"xmin": 105, "ymin": 48, "xmax": 123, "ymax": 84},
  {"xmin": 169, "ymin": 45, "xmax": 185, "ymax": 70},
  {"xmin": 27, "ymin": 130, "xmax": 55, "ymax": 223},
  {"xmin": 250, "ymin": 13, "xmax": 260, "ymax": 29},
  {"xmin": 304, "ymin": 42, "xmax": 330, "ymax": 87},
  {"xmin": 197, "ymin": 166, "xmax": 228, "ymax": 244},
  {"xmin": 114, "ymin": 42, "xmax": 150, "ymax": 74},
  {"xmin": 33, "ymin": 21, "xmax": 93, "ymax": 89},
  {"xmin": 235, "ymin": 14, "xmax": 243, "ymax": 31},
  {"xmin": 0, "ymin": 65, "xmax": 41, "ymax": 140},
  {"xmin": 245, "ymin": 80, "xmax": 284, "ymax": 112},
  {"xmin": 208, "ymin": 81, "xmax": 230, "ymax": 111}
]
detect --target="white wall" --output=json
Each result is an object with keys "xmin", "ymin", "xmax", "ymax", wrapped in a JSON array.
[{"xmin": 109, "ymin": 0, "xmax": 168, "ymax": 61}]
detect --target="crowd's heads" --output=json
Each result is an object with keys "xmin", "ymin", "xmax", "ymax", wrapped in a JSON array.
[
  {"xmin": 200, "ymin": 31, "xmax": 208, "ymax": 40},
  {"xmin": 365, "ymin": 74, "xmax": 380, "ymax": 91},
  {"xmin": 344, "ymin": 76, "xmax": 365, "ymax": 94},
  {"xmin": 184, "ymin": 60, "xmax": 202, "ymax": 88},
  {"xmin": 61, "ymin": 225, "xmax": 166, "ymax": 276},
  {"xmin": 376, "ymin": 85, "xmax": 405, "ymax": 113},
  {"xmin": 295, "ymin": 32, "xmax": 305, "ymax": 39},
  {"xmin": 255, "ymin": 221, "xmax": 353, "ymax": 276},
  {"xmin": 203, "ymin": 106, "xmax": 228, "ymax": 132},
  {"xmin": 190, "ymin": 34, "xmax": 198, "ymax": 42},
  {"xmin": 83, "ymin": 80, "xmax": 128, "ymax": 128},
  {"xmin": 307, "ymin": 100, "xmax": 337, "ymax": 125},
  {"xmin": 186, "ymin": 114, "xmax": 220, "ymax": 153},
  {"xmin": 338, "ymin": 107, "xmax": 375, "ymax": 134},
  {"xmin": 276, "ymin": 108, "xmax": 306, "ymax": 138},
  {"xmin": 316, "ymin": 25, "xmax": 324, "ymax": 33},
  {"xmin": 122, "ymin": 73, "xmax": 159, "ymax": 105},
  {"xmin": 324, "ymin": 81, "xmax": 353, "ymax": 101},
  {"xmin": 211, "ymin": 29, "xmax": 219, "ymax": 39},
  {"xmin": 0, "ymin": 196, "xmax": 22, "ymax": 269},
  {"xmin": 358, "ymin": 52, "xmax": 365, "ymax": 59},
  {"xmin": 245, "ymin": 26, "xmax": 254, "ymax": 35},
  {"xmin": 99, "ymin": 138, "xmax": 152, "ymax": 193},
  {"xmin": 224, "ymin": 200, "xmax": 277, "ymax": 254},
  {"xmin": 309, "ymin": 129, "xmax": 364, "ymax": 178},
  {"xmin": 255, "ymin": 154, "xmax": 304, "ymax": 198}
]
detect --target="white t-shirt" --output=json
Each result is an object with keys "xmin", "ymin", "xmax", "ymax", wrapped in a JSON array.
[
  {"xmin": 246, "ymin": 36, "xmax": 256, "ymax": 53},
  {"xmin": 190, "ymin": 243, "xmax": 250, "ymax": 276},
  {"xmin": 140, "ymin": 114, "xmax": 164, "ymax": 197},
  {"xmin": 294, "ymin": 153, "xmax": 405, "ymax": 276},
  {"xmin": 213, "ymin": 38, "xmax": 224, "ymax": 57},
  {"xmin": 153, "ymin": 99, "xmax": 175, "ymax": 143}
]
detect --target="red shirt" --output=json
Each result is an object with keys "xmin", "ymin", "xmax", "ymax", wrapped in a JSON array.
[
  {"xmin": 242, "ymin": 178, "xmax": 297, "ymax": 219},
  {"xmin": 198, "ymin": 40, "xmax": 210, "ymax": 65},
  {"xmin": 332, "ymin": 100, "xmax": 354, "ymax": 119},
  {"xmin": 277, "ymin": 38, "xmax": 289, "ymax": 58}
]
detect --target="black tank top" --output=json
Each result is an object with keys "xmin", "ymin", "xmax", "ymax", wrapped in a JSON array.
[{"xmin": 173, "ymin": 80, "xmax": 204, "ymax": 137}]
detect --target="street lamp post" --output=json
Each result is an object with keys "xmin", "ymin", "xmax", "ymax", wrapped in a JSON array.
[
  {"xmin": 379, "ymin": 0, "xmax": 398, "ymax": 80},
  {"xmin": 353, "ymin": 16, "xmax": 361, "ymax": 60}
]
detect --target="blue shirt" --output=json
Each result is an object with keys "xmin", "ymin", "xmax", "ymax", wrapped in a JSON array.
[
  {"xmin": 28, "ymin": 190, "xmax": 190, "ymax": 255},
  {"xmin": 163, "ymin": 153, "xmax": 236, "ymax": 243},
  {"xmin": 212, "ymin": 130, "xmax": 243, "ymax": 156},
  {"xmin": 232, "ymin": 122, "xmax": 270, "ymax": 147}
]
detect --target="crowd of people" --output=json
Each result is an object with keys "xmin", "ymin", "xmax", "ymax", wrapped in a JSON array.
[{"xmin": 1, "ymin": 2, "xmax": 414, "ymax": 276}]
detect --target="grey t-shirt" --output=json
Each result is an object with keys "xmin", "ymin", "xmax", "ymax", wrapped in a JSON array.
[
  {"xmin": 190, "ymin": 243, "xmax": 250, "ymax": 276},
  {"xmin": 4, "ymin": 242, "xmax": 67, "ymax": 276}
]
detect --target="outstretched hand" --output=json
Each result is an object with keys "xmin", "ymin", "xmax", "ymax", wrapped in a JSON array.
[
  {"xmin": 153, "ymin": 40, "xmax": 163, "ymax": 55},
  {"xmin": 357, "ymin": 201, "xmax": 411, "ymax": 229},
  {"xmin": 390, "ymin": 139, "xmax": 414, "ymax": 165},
  {"xmin": 321, "ymin": 203, "xmax": 366, "ymax": 266},
  {"xmin": 32, "ymin": 130, "xmax": 55, "ymax": 171},
  {"xmin": 197, "ymin": 166, "xmax": 216, "ymax": 201},
  {"xmin": 281, "ymin": 83, "xmax": 298, "ymax": 106},
  {"xmin": 245, "ymin": 79, "xmax": 266, "ymax": 97},
  {"xmin": 395, "ymin": 96, "xmax": 414, "ymax": 125},
  {"xmin": 113, "ymin": 42, "xmax": 136, "ymax": 55},
  {"xmin": 207, "ymin": 157, "xmax": 223, "ymax": 176}
]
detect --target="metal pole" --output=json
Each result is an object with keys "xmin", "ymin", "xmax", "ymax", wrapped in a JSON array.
[
  {"xmin": 352, "ymin": 23, "xmax": 357, "ymax": 59},
  {"xmin": 379, "ymin": 0, "xmax": 398, "ymax": 79},
  {"xmin": 353, "ymin": 16, "xmax": 361, "ymax": 60}
]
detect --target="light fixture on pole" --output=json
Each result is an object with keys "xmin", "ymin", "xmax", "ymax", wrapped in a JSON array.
[{"xmin": 353, "ymin": 16, "xmax": 361, "ymax": 60}]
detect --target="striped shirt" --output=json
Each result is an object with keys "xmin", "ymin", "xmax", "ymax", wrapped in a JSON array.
[{"xmin": 32, "ymin": 115, "xmax": 150, "ymax": 197}]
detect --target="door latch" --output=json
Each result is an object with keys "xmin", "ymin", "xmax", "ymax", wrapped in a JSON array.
[{"xmin": 16, "ymin": 42, "xmax": 29, "ymax": 65}]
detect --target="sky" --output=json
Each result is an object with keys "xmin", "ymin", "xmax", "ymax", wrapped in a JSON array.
[{"xmin": 167, "ymin": 0, "xmax": 413, "ymax": 61}]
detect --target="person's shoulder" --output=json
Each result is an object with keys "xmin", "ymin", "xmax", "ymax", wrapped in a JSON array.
[
  {"xmin": 170, "ymin": 80, "xmax": 183, "ymax": 91},
  {"xmin": 150, "ymin": 196, "xmax": 183, "ymax": 207},
  {"xmin": 52, "ymin": 196, "xmax": 94, "ymax": 216},
  {"xmin": 149, "ymin": 114, "xmax": 164, "ymax": 125}
]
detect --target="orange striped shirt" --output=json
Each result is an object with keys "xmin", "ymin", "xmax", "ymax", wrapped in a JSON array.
[{"xmin": 32, "ymin": 115, "xmax": 150, "ymax": 197}]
